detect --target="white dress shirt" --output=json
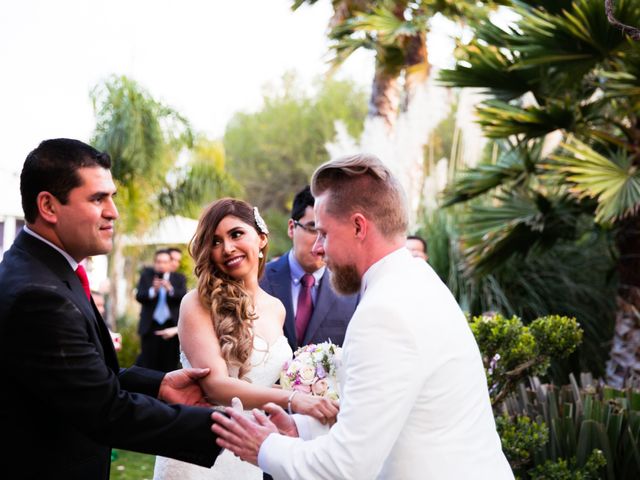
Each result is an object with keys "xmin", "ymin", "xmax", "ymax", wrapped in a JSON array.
[{"xmin": 258, "ymin": 247, "xmax": 513, "ymax": 479}]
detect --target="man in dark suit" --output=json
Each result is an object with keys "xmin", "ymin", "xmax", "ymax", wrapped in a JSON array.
[
  {"xmin": 260, "ymin": 185, "xmax": 358, "ymax": 350},
  {"xmin": 0, "ymin": 138, "xmax": 221, "ymax": 479},
  {"xmin": 135, "ymin": 248, "xmax": 186, "ymax": 372}
]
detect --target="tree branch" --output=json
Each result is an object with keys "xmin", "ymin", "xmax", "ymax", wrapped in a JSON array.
[{"xmin": 605, "ymin": 0, "xmax": 640, "ymax": 40}]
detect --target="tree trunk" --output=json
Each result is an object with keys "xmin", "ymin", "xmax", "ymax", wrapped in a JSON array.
[
  {"xmin": 606, "ymin": 213, "xmax": 640, "ymax": 388},
  {"xmin": 401, "ymin": 31, "xmax": 430, "ymax": 113},
  {"xmin": 107, "ymin": 235, "xmax": 125, "ymax": 327},
  {"xmin": 368, "ymin": 64, "xmax": 400, "ymax": 130}
]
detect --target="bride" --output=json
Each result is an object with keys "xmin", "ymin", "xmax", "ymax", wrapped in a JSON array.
[{"xmin": 153, "ymin": 198, "xmax": 338, "ymax": 480}]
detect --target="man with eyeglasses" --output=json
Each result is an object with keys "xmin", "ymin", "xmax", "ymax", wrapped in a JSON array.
[{"xmin": 260, "ymin": 185, "xmax": 358, "ymax": 351}]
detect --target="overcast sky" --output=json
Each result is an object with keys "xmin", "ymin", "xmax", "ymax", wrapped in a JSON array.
[
  {"xmin": 0, "ymin": 0, "xmax": 461, "ymax": 176},
  {"xmin": 1, "ymin": 1, "xmax": 357, "ymax": 174}
]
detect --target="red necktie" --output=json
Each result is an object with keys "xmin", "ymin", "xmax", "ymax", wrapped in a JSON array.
[
  {"xmin": 75, "ymin": 264, "xmax": 92, "ymax": 301},
  {"xmin": 295, "ymin": 273, "xmax": 315, "ymax": 345}
]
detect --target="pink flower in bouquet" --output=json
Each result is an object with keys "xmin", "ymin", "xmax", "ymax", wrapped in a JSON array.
[
  {"xmin": 311, "ymin": 378, "xmax": 329, "ymax": 396},
  {"xmin": 280, "ymin": 341, "xmax": 342, "ymax": 400},
  {"xmin": 293, "ymin": 384, "xmax": 312, "ymax": 394}
]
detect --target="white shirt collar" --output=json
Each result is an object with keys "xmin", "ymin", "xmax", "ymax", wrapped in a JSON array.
[
  {"xmin": 23, "ymin": 225, "xmax": 79, "ymax": 270},
  {"xmin": 360, "ymin": 246, "xmax": 409, "ymax": 296}
]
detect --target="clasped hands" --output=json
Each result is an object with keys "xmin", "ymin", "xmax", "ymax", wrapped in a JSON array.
[
  {"xmin": 212, "ymin": 395, "xmax": 339, "ymax": 466},
  {"xmin": 152, "ymin": 277, "xmax": 173, "ymax": 292},
  {"xmin": 157, "ymin": 368, "xmax": 338, "ymax": 466},
  {"xmin": 211, "ymin": 398, "xmax": 299, "ymax": 466}
]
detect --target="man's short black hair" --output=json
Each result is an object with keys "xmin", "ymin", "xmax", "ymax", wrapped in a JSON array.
[
  {"xmin": 20, "ymin": 138, "xmax": 111, "ymax": 223},
  {"xmin": 407, "ymin": 234, "xmax": 428, "ymax": 254},
  {"xmin": 154, "ymin": 248, "xmax": 170, "ymax": 258},
  {"xmin": 291, "ymin": 185, "xmax": 314, "ymax": 221}
]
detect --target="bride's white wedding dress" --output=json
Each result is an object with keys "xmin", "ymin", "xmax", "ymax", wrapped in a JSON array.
[{"xmin": 153, "ymin": 335, "xmax": 293, "ymax": 480}]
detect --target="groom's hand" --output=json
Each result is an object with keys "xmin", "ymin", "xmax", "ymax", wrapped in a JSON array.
[
  {"xmin": 211, "ymin": 407, "xmax": 278, "ymax": 466},
  {"xmin": 158, "ymin": 367, "xmax": 210, "ymax": 406},
  {"xmin": 262, "ymin": 402, "xmax": 299, "ymax": 437}
]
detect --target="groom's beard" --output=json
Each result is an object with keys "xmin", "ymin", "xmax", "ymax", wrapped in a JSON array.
[{"xmin": 330, "ymin": 262, "xmax": 361, "ymax": 295}]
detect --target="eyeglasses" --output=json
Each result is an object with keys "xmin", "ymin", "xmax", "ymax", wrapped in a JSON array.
[{"xmin": 293, "ymin": 220, "xmax": 318, "ymax": 235}]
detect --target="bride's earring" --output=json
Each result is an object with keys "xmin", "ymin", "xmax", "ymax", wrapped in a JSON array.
[{"xmin": 258, "ymin": 250, "xmax": 264, "ymax": 259}]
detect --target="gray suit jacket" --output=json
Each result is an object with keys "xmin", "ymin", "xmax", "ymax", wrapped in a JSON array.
[{"xmin": 259, "ymin": 253, "xmax": 358, "ymax": 350}]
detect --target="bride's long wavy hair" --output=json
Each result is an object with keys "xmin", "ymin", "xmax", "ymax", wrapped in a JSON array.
[{"xmin": 188, "ymin": 198, "xmax": 269, "ymax": 380}]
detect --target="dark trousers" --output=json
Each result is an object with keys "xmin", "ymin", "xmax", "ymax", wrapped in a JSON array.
[{"xmin": 135, "ymin": 320, "xmax": 180, "ymax": 372}]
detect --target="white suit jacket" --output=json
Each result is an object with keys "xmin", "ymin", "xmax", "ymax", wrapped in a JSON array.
[{"xmin": 259, "ymin": 248, "xmax": 513, "ymax": 479}]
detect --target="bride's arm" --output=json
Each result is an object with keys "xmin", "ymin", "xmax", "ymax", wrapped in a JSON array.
[{"xmin": 178, "ymin": 291, "xmax": 337, "ymax": 422}]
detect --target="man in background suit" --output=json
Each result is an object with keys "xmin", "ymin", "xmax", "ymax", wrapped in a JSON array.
[
  {"xmin": 260, "ymin": 185, "xmax": 358, "ymax": 350},
  {"xmin": 0, "ymin": 138, "xmax": 221, "ymax": 479},
  {"xmin": 135, "ymin": 248, "xmax": 186, "ymax": 372},
  {"xmin": 406, "ymin": 234, "xmax": 429, "ymax": 261},
  {"xmin": 167, "ymin": 246, "xmax": 184, "ymax": 273}
]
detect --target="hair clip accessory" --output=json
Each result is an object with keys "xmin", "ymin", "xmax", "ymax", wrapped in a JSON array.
[{"xmin": 253, "ymin": 207, "xmax": 269, "ymax": 234}]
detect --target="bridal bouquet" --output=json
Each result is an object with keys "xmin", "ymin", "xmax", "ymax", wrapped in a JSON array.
[{"xmin": 280, "ymin": 341, "xmax": 342, "ymax": 400}]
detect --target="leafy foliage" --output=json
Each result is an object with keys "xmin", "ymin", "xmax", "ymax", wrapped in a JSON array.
[
  {"xmin": 223, "ymin": 73, "xmax": 367, "ymax": 250},
  {"xmin": 496, "ymin": 414, "xmax": 549, "ymax": 469},
  {"xmin": 471, "ymin": 313, "xmax": 639, "ymax": 478},
  {"xmin": 91, "ymin": 75, "xmax": 193, "ymax": 235},
  {"xmin": 419, "ymin": 207, "xmax": 616, "ymax": 379},
  {"xmin": 470, "ymin": 313, "xmax": 582, "ymax": 405},
  {"xmin": 158, "ymin": 137, "xmax": 240, "ymax": 219},
  {"xmin": 498, "ymin": 375, "xmax": 640, "ymax": 479},
  {"xmin": 439, "ymin": 0, "xmax": 640, "ymax": 268},
  {"xmin": 439, "ymin": 0, "xmax": 640, "ymax": 385}
]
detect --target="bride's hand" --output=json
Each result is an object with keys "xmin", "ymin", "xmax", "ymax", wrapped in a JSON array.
[{"xmin": 291, "ymin": 392, "xmax": 339, "ymax": 426}]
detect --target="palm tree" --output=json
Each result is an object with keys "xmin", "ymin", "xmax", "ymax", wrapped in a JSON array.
[
  {"xmin": 292, "ymin": 1, "xmax": 508, "ymax": 224},
  {"xmin": 91, "ymin": 75, "xmax": 194, "ymax": 320},
  {"xmin": 293, "ymin": 0, "xmax": 505, "ymax": 129},
  {"xmin": 159, "ymin": 135, "xmax": 241, "ymax": 219},
  {"xmin": 439, "ymin": 0, "xmax": 640, "ymax": 386}
]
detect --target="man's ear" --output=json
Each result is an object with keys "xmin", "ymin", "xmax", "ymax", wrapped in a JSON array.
[
  {"xmin": 352, "ymin": 213, "xmax": 367, "ymax": 239},
  {"xmin": 36, "ymin": 192, "xmax": 59, "ymax": 224},
  {"xmin": 287, "ymin": 219, "xmax": 295, "ymax": 240}
]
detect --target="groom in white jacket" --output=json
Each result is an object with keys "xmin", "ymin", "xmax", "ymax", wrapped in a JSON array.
[{"xmin": 212, "ymin": 153, "xmax": 513, "ymax": 479}]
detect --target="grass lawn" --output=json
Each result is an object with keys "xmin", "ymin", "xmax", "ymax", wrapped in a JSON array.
[{"xmin": 110, "ymin": 449, "xmax": 156, "ymax": 480}]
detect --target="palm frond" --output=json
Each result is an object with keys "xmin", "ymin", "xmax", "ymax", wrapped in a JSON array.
[
  {"xmin": 476, "ymin": 100, "xmax": 574, "ymax": 138},
  {"xmin": 461, "ymin": 189, "xmax": 585, "ymax": 274},
  {"xmin": 511, "ymin": 0, "xmax": 639, "ymax": 68},
  {"xmin": 442, "ymin": 141, "xmax": 541, "ymax": 206},
  {"xmin": 438, "ymin": 40, "xmax": 529, "ymax": 101},
  {"xmin": 546, "ymin": 139, "xmax": 640, "ymax": 223}
]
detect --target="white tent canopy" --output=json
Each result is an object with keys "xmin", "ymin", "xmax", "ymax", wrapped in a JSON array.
[
  {"xmin": 0, "ymin": 170, "xmax": 23, "ymax": 217},
  {"xmin": 121, "ymin": 215, "xmax": 198, "ymax": 246}
]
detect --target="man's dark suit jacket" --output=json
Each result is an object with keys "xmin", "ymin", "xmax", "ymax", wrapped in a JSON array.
[
  {"xmin": 0, "ymin": 232, "xmax": 220, "ymax": 480},
  {"xmin": 135, "ymin": 267, "xmax": 187, "ymax": 336},
  {"xmin": 259, "ymin": 252, "xmax": 358, "ymax": 350}
]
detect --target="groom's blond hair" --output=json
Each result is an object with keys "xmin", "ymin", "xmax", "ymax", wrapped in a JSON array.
[{"xmin": 310, "ymin": 153, "xmax": 408, "ymax": 238}]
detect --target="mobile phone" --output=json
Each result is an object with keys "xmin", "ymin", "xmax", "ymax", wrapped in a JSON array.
[{"xmin": 154, "ymin": 271, "xmax": 163, "ymax": 279}]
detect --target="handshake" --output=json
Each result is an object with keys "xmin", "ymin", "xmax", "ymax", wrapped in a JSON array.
[{"xmin": 211, "ymin": 397, "xmax": 302, "ymax": 466}]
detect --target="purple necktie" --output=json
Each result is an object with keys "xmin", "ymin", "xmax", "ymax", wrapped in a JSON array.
[
  {"xmin": 295, "ymin": 273, "xmax": 315, "ymax": 345},
  {"xmin": 75, "ymin": 265, "xmax": 92, "ymax": 301}
]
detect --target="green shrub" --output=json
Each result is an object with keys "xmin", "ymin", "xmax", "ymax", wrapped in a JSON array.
[
  {"xmin": 469, "ymin": 312, "xmax": 581, "ymax": 406},
  {"xmin": 115, "ymin": 317, "xmax": 141, "ymax": 368},
  {"xmin": 498, "ymin": 375, "xmax": 640, "ymax": 479}
]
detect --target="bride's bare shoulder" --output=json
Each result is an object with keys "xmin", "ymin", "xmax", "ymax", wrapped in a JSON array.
[
  {"xmin": 259, "ymin": 290, "xmax": 286, "ymax": 320},
  {"xmin": 180, "ymin": 289, "xmax": 208, "ymax": 318}
]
